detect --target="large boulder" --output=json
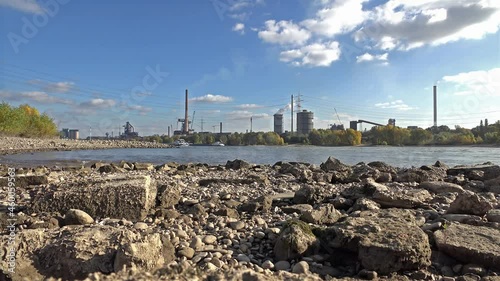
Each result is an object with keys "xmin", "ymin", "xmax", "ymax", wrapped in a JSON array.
[
  {"xmin": 274, "ymin": 220, "xmax": 320, "ymax": 261},
  {"xmin": 396, "ymin": 166, "xmax": 447, "ymax": 183},
  {"xmin": 158, "ymin": 184, "xmax": 181, "ymax": 209},
  {"xmin": 0, "ymin": 174, "xmax": 48, "ymax": 187},
  {"xmin": 300, "ymin": 204, "xmax": 342, "ymax": 225},
  {"xmin": 419, "ymin": 181, "xmax": 465, "ymax": 194},
  {"xmin": 0, "ymin": 229, "xmax": 49, "ymax": 281},
  {"xmin": 320, "ymin": 157, "xmax": 352, "ymax": 183},
  {"xmin": 114, "ymin": 233, "xmax": 175, "ymax": 272},
  {"xmin": 293, "ymin": 185, "xmax": 325, "ymax": 205},
  {"xmin": 446, "ymin": 191, "xmax": 496, "ymax": 216},
  {"xmin": 366, "ymin": 179, "xmax": 432, "ymax": 209},
  {"xmin": 31, "ymin": 175, "xmax": 157, "ymax": 221},
  {"xmin": 316, "ymin": 209, "xmax": 431, "ymax": 274},
  {"xmin": 485, "ymin": 176, "xmax": 500, "ymax": 193},
  {"xmin": 225, "ymin": 159, "xmax": 251, "ymax": 170},
  {"xmin": 447, "ymin": 164, "xmax": 500, "ymax": 181},
  {"xmin": 434, "ymin": 223, "xmax": 500, "ymax": 270}
]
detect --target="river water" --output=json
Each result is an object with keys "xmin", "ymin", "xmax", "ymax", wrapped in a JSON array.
[{"xmin": 2, "ymin": 146, "xmax": 500, "ymax": 167}]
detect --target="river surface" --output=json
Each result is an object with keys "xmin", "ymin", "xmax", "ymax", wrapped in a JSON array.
[{"xmin": 1, "ymin": 146, "xmax": 500, "ymax": 167}]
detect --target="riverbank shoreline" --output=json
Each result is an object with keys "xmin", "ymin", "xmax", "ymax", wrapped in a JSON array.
[
  {"xmin": 1, "ymin": 157, "xmax": 499, "ymax": 280},
  {"xmin": 0, "ymin": 136, "xmax": 172, "ymax": 156}
]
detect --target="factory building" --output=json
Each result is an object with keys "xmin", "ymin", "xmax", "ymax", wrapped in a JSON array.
[
  {"xmin": 296, "ymin": 110, "xmax": 314, "ymax": 135},
  {"xmin": 273, "ymin": 114, "xmax": 283, "ymax": 134},
  {"xmin": 61, "ymin": 128, "xmax": 79, "ymax": 139}
]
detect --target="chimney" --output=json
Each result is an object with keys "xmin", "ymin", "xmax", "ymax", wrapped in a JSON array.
[
  {"xmin": 184, "ymin": 89, "xmax": 189, "ymax": 134},
  {"xmin": 433, "ymin": 85, "xmax": 437, "ymax": 128},
  {"xmin": 220, "ymin": 122, "xmax": 222, "ymax": 134}
]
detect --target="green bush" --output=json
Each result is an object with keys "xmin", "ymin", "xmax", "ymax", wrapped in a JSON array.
[{"xmin": 0, "ymin": 102, "xmax": 59, "ymax": 138}]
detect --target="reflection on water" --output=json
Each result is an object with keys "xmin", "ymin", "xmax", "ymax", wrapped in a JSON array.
[{"xmin": 1, "ymin": 146, "xmax": 499, "ymax": 167}]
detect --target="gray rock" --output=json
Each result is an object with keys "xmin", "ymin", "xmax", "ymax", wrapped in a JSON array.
[
  {"xmin": 178, "ymin": 247, "xmax": 195, "ymax": 259},
  {"xmin": 64, "ymin": 209, "xmax": 94, "ymax": 225},
  {"xmin": 274, "ymin": 220, "xmax": 319, "ymax": 261},
  {"xmin": 485, "ymin": 176, "xmax": 500, "ymax": 193},
  {"xmin": 420, "ymin": 181, "xmax": 465, "ymax": 193},
  {"xmin": 486, "ymin": 209, "xmax": 500, "ymax": 223},
  {"xmin": 214, "ymin": 207, "xmax": 240, "ymax": 219},
  {"xmin": 225, "ymin": 159, "xmax": 251, "ymax": 170},
  {"xmin": 274, "ymin": 260, "xmax": 291, "ymax": 271},
  {"xmin": 31, "ymin": 175, "xmax": 157, "ymax": 221},
  {"xmin": 36, "ymin": 226, "xmax": 140, "ymax": 280},
  {"xmin": 316, "ymin": 208, "xmax": 431, "ymax": 275},
  {"xmin": 229, "ymin": 221, "xmax": 245, "ymax": 230},
  {"xmin": 350, "ymin": 198, "xmax": 381, "ymax": 212},
  {"xmin": 447, "ymin": 191, "xmax": 496, "ymax": 216},
  {"xmin": 369, "ymin": 179, "xmax": 432, "ymax": 208},
  {"xmin": 300, "ymin": 204, "xmax": 342, "ymax": 225},
  {"xmin": 293, "ymin": 185, "xmax": 324, "ymax": 205},
  {"xmin": 133, "ymin": 162, "xmax": 155, "ymax": 171},
  {"xmin": 239, "ymin": 195, "xmax": 272, "ymax": 213},
  {"xmin": 462, "ymin": 264, "xmax": 487, "ymax": 276},
  {"xmin": 158, "ymin": 184, "xmax": 181, "ymax": 209},
  {"xmin": 281, "ymin": 204, "xmax": 313, "ymax": 214},
  {"xmin": 434, "ymin": 223, "xmax": 500, "ymax": 269},
  {"xmin": 448, "ymin": 165, "xmax": 500, "ymax": 181},
  {"xmin": 262, "ymin": 260, "xmax": 274, "ymax": 269},
  {"xmin": 396, "ymin": 166, "xmax": 447, "ymax": 183},
  {"xmin": 292, "ymin": 261, "xmax": 309, "ymax": 274},
  {"xmin": 236, "ymin": 254, "xmax": 250, "ymax": 262},
  {"xmin": 114, "ymin": 233, "xmax": 173, "ymax": 272},
  {"xmin": 0, "ymin": 174, "xmax": 48, "ymax": 187}
]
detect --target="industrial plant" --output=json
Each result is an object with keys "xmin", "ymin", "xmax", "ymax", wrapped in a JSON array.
[{"xmin": 61, "ymin": 128, "xmax": 79, "ymax": 139}]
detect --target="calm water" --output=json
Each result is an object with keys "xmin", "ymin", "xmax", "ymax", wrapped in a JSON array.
[{"xmin": 1, "ymin": 146, "xmax": 499, "ymax": 168}]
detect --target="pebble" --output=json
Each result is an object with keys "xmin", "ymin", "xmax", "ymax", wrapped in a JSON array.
[
  {"xmin": 178, "ymin": 247, "xmax": 195, "ymax": 259},
  {"xmin": 262, "ymin": 260, "xmax": 274, "ymax": 270},
  {"xmin": 134, "ymin": 222, "xmax": 148, "ymax": 230},
  {"xmin": 236, "ymin": 254, "xmax": 251, "ymax": 262},
  {"xmin": 230, "ymin": 221, "xmax": 246, "ymax": 230},
  {"xmin": 203, "ymin": 235, "xmax": 217, "ymax": 244},
  {"xmin": 274, "ymin": 261, "xmax": 291, "ymax": 271},
  {"xmin": 190, "ymin": 237, "xmax": 204, "ymax": 250},
  {"xmin": 292, "ymin": 261, "xmax": 309, "ymax": 274}
]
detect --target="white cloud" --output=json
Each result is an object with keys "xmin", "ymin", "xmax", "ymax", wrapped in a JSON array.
[
  {"xmin": 0, "ymin": 0, "xmax": 44, "ymax": 14},
  {"xmin": 258, "ymin": 20, "xmax": 311, "ymax": 46},
  {"xmin": 235, "ymin": 103, "xmax": 263, "ymax": 109},
  {"xmin": 442, "ymin": 68, "xmax": 500, "ymax": 96},
  {"xmin": 302, "ymin": 0, "xmax": 370, "ymax": 37},
  {"xmin": 356, "ymin": 0, "xmax": 500, "ymax": 51},
  {"xmin": 280, "ymin": 41, "xmax": 341, "ymax": 67},
  {"xmin": 375, "ymin": 99, "xmax": 417, "ymax": 111},
  {"xmin": 0, "ymin": 90, "xmax": 73, "ymax": 104},
  {"xmin": 255, "ymin": 0, "xmax": 500, "ymax": 66},
  {"xmin": 227, "ymin": 110, "xmax": 270, "ymax": 120},
  {"xmin": 233, "ymin": 23, "xmax": 245, "ymax": 35},
  {"xmin": 121, "ymin": 103, "xmax": 153, "ymax": 115},
  {"xmin": 80, "ymin": 98, "xmax": 116, "ymax": 108},
  {"xmin": 190, "ymin": 94, "xmax": 233, "ymax": 103},
  {"xmin": 28, "ymin": 80, "xmax": 75, "ymax": 93},
  {"xmin": 356, "ymin": 52, "xmax": 388, "ymax": 63}
]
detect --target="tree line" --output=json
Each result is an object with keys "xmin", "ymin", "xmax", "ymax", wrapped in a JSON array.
[{"xmin": 0, "ymin": 103, "xmax": 59, "ymax": 138}]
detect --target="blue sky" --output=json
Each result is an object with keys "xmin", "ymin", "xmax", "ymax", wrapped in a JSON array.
[{"xmin": 1, "ymin": 0, "xmax": 499, "ymax": 137}]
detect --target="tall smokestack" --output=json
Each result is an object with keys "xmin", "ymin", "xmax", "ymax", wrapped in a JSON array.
[
  {"xmin": 291, "ymin": 95, "xmax": 294, "ymax": 133},
  {"xmin": 184, "ymin": 89, "xmax": 189, "ymax": 134},
  {"xmin": 433, "ymin": 85, "xmax": 437, "ymax": 128},
  {"xmin": 220, "ymin": 122, "xmax": 222, "ymax": 134}
]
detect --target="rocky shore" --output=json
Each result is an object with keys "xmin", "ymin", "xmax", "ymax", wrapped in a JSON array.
[
  {"xmin": 0, "ymin": 137, "xmax": 171, "ymax": 156},
  {"xmin": 1, "ymin": 158, "xmax": 500, "ymax": 281}
]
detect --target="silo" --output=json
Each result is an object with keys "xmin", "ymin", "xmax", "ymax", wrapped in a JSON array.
[
  {"xmin": 69, "ymin": 129, "xmax": 79, "ymax": 139},
  {"xmin": 274, "ymin": 114, "xmax": 283, "ymax": 134},
  {"xmin": 297, "ymin": 110, "xmax": 313, "ymax": 135}
]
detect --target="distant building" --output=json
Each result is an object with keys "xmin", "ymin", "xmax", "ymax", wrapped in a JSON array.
[
  {"xmin": 61, "ymin": 128, "xmax": 79, "ymax": 139},
  {"xmin": 407, "ymin": 126, "xmax": 419, "ymax": 130},
  {"xmin": 274, "ymin": 114, "xmax": 283, "ymax": 134},
  {"xmin": 68, "ymin": 129, "xmax": 79, "ymax": 139},
  {"xmin": 297, "ymin": 110, "xmax": 314, "ymax": 135},
  {"xmin": 330, "ymin": 123, "xmax": 345, "ymax": 130}
]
